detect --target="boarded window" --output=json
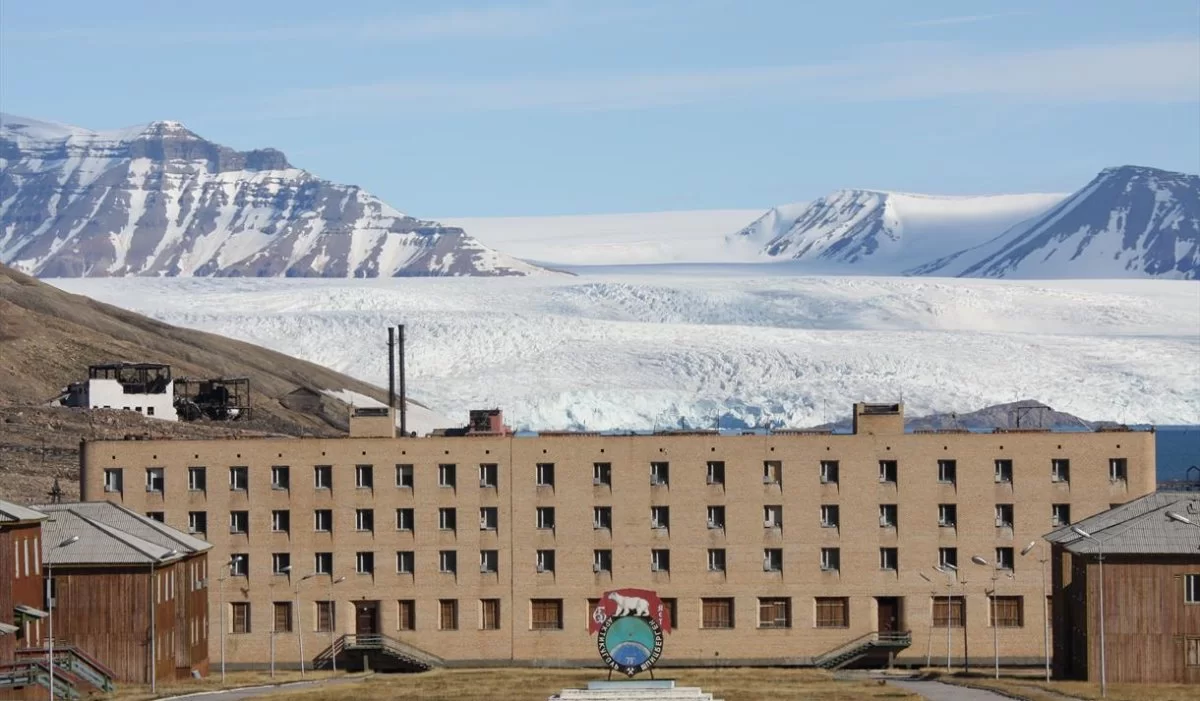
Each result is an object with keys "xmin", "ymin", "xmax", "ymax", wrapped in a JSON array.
[
  {"xmin": 531, "ymin": 599, "xmax": 563, "ymax": 630},
  {"xmin": 398, "ymin": 600, "xmax": 415, "ymax": 631},
  {"xmin": 231, "ymin": 602, "xmax": 250, "ymax": 634},
  {"xmin": 439, "ymin": 600, "xmax": 458, "ymax": 631},
  {"xmin": 316, "ymin": 601, "xmax": 334, "ymax": 633},
  {"xmin": 701, "ymin": 598, "xmax": 733, "ymax": 629},
  {"xmin": 662, "ymin": 598, "xmax": 677, "ymax": 629},
  {"xmin": 991, "ymin": 596, "xmax": 1023, "ymax": 628},
  {"xmin": 815, "ymin": 597, "xmax": 848, "ymax": 628},
  {"xmin": 481, "ymin": 599, "xmax": 501, "ymax": 630},
  {"xmin": 1187, "ymin": 637, "xmax": 1200, "ymax": 667},
  {"xmin": 934, "ymin": 596, "xmax": 966, "ymax": 628},
  {"xmin": 273, "ymin": 602, "xmax": 293, "ymax": 632},
  {"xmin": 758, "ymin": 598, "xmax": 790, "ymax": 628}
]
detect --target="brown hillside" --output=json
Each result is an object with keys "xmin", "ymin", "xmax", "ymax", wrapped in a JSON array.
[{"xmin": 0, "ymin": 263, "xmax": 413, "ymax": 503}]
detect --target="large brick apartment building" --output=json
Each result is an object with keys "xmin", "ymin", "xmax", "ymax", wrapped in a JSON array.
[{"xmin": 78, "ymin": 403, "xmax": 1155, "ymax": 669}]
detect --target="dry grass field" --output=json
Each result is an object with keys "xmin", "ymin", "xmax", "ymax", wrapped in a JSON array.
[
  {"xmin": 112, "ymin": 670, "xmax": 351, "ymax": 701},
  {"xmin": 934, "ymin": 672, "xmax": 1200, "ymax": 701},
  {"xmin": 256, "ymin": 668, "xmax": 918, "ymax": 701}
]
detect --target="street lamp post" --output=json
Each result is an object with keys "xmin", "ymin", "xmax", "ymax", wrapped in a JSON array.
[
  {"xmin": 970, "ymin": 555, "xmax": 1003, "ymax": 680},
  {"xmin": 918, "ymin": 573, "xmax": 936, "ymax": 668},
  {"xmin": 328, "ymin": 576, "xmax": 346, "ymax": 672},
  {"xmin": 935, "ymin": 564, "xmax": 957, "ymax": 672},
  {"xmin": 1071, "ymin": 526, "xmax": 1106, "ymax": 698},
  {"xmin": 46, "ymin": 536, "xmax": 79, "ymax": 701},
  {"xmin": 218, "ymin": 555, "xmax": 236, "ymax": 684},
  {"xmin": 1021, "ymin": 540, "xmax": 1051, "ymax": 682}
]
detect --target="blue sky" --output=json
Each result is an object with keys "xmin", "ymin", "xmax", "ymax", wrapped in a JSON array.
[{"xmin": 2, "ymin": 0, "xmax": 1198, "ymax": 216}]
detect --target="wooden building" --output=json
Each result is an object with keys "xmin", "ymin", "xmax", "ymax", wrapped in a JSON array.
[
  {"xmin": 1046, "ymin": 491, "xmax": 1200, "ymax": 684},
  {"xmin": 0, "ymin": 502, "xmax": 48, "ymax": 663},
  {"xmin": 32, "ymin": 502, "xmax": 212, "ymax": 684}
]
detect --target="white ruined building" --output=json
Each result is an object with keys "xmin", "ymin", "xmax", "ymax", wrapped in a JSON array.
[{"xmin": 65, "ymin": 362, "xmax": 178, "ymax": 421}]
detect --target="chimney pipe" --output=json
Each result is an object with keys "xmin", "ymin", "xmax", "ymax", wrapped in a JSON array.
[
  {"xmin": 398, "ymin": 324, "xmax": 408, "ymax": 437},
  {"xmin": 387, "ymin": 327, "xmax": 396, "ymax": 410}
]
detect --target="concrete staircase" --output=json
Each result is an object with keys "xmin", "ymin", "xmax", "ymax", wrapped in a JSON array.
[
  {"xmin": 813, "ymin": 631, "xmax": 913, "ymax": 670},
  {"xmin": 550, "ymin": 680, "xmax": 723, "ymax": 701}
]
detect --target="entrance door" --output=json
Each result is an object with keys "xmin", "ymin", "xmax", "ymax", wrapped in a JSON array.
[
  {"xmin": 876, "ymin": 597, "xmax": 900, "ymax": 633},
  {"xmin": 355, "ymin": 601, "xmax": 379, "ymax": 635}
]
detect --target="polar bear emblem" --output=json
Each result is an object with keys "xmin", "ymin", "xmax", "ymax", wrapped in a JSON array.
[{"xmin": 608, "ymin": 592, "xmax": 651, "ymax": 618}]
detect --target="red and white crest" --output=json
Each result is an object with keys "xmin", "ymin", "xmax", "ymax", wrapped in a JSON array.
[{"xmin": 588, "ymin": 588, "xmax": 672, "ymax": 634}]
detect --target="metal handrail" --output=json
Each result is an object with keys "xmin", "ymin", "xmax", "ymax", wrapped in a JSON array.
[
  {"xmin": 337, "ymin": 633, "xmax": 443, "ymax": 668},
  {"xmin": 813, "ymin": 630, "xmax": 913, "ymax": 666}
]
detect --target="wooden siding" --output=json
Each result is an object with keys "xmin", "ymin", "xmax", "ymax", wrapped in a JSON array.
[{"xmin": 1, "ymin": 522, "xmax": 47, "ymax": 659}]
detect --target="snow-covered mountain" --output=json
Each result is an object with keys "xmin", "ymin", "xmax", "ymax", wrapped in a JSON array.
[
  {"xmin": 0, "ymin": 113, "xmax": 545, "ymax": 277},
  {"xmin": 744, "ymin": 190, "xmax": 1067, "ymax": 273},
  {"xmin": 910, "ymin": 166, "xmax": 1200, "ymax": 280}
]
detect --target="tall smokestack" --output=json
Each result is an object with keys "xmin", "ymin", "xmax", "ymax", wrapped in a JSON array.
[
  {"xmin": 387, "ymin": 327, "xmax": 396, "ymax": 410},
  {"xmin": 398, "ymin": 324, "xmax": 408, "ymax": 436}
]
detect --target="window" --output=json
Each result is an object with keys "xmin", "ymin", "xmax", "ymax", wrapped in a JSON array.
[
  {"xmin": 314, "ymin": 465, "xmax": 332, "ymax": 490},
  {"xmin": 820, "ymin": 505, "xmax": 839, "ymax": 528},
  {"xmin": 355, "ymin": 508, "xmax": 375, "ymax": 533},
  {"xmin": 820, "ymin": 460, "xmax": 839, "ymax": 485},
  {"xmin": 879, "ymin": 504, "xmax": 898, "ymax": 528},
  {"xmin": 354, "ymin": 465, "xmax": 373, "ymax": 489},
  {"xmin": 879, "ymin": 460, "xmax": 897, "ymax": 484},
  {"xmin": 314, "ymin": 552, "xmax": 332, "ymax": 575},
  {"xmin": 938, "ymin": 504, "xmax": 957, "ymax": 528},
  {"xmin": 480, "ymin": 550, "xmax": 498, "ymax": 573},
  {"xmin": 314, "ymin": 509, "xmax": 332, "ymax": 532},
  {"xmin": 439, "ymin": 600, "xmax": 459, "ymax": 630},
  {"xmin": 708, "ymin": 548, "xmax": 726, "ymax": 572},
  {"xmin": 934, "ymin": 596, "xmax": 966, "ymax": 627},
  {"xmin": 438, "ymin": 464, "xmax": 456, "ymax": 488},
  {"xmin": 995, "ymin": 459, "xmax": 1014, "ymax": 484},
  {"xmin": 763, "ymin": 505, "xmax": 783, "ymax": 529},
  {"xmin": 1109, "ymin": 458, "xmax": 1127, "ymax": 482},
  {"xmin": 481, "ymin": 599, "xmax": 501, "ymax": 630},
  {"xmin": 479, "ymin": 507, "xmax": 498, "ymax": 531},
  {"xmin": 1187, "ymin": 638, "xmax": 1200, "ymax": 667},
  {"xmin": 536, "ymin": 463, "xmax": 555, "ymax": 487},
  {"xmin": 995, "ymin": 547, "xmax": 1015, "ymax": 570},
  {"xmin": 271, "ymin": 510, "xmax": 290, "ymax": 533},
  {"xmin": 880, "ymin": 548, "xmax": 898, "ymax": 571},
  {"xmin": 651, "ymin": 506, "xmax": 670, "ymax": 530},
  {"xmin": 707, "ymin": 506, "xmax": 726, "ymax": 529},
  {"xmin": 272, "ymin": 553, "xmax": 291, "ymax": 575},
  {"xmin": 706, "ymin": 461, "xmax": 725, "ymax": 485},
  {"xmin": 593, "ymin": 462, "xmax": 611, "ymax": 486},
  {"xmin": 355, "ymin": 551, "xmax": 374, "ymax": 574},
  {"xmin": 936, "ymin": 459, "xmax": 957, "ymax": 484},
  {"xmin": 188, "ymin": 467, "xmax": 206, "ymax": 492},
  {"xmin": 146, "ymin": 406, "xmax": 154, "ymax": 416},
  {"xmin": 758, "ymin": 598, "xmax": 790, "ymax": 628},
  {"xmin": 103, "ymin": 468, "xmax": 123, "ymax": 493},
  {"xmin": 939, "ymin": 548, "xmax": 958, "ymax": 570},
  {"xmin": 145, "ymin": 468, "xmax": 164, "ymax": 493},
  {"xmin": 815, "ymin": 597, "xmax": 849, "ymax": 628},
  {"xmin": 273, "ymin": 602, "xmax": 293, "ymax": 632},
  {"xmin": 593, "ymin": 506, "xmax": 612, "ymax": 530},
  {"xmin": 536, "ymin": 507, "xmax": 555, "ymax": 530},
  {"xmin": 701, "ymin": 598, "xmax": 734, "ymax": 629},
  {"xmin": 1051, "ymin": 459, "xmax": 1070, "ymax": 483},
  {"xmin": 230, "ymin": 511, "xmax": 249, "ymax": 534},
  {"xmin": 1184, "ymin": 576, "xmax": 1199, "ymax": 604},
  {"xmin": 995, "ymin": 504, "xmax": 1014, "ymax": 529},
  {"xmin": 188, "ymin": 511, "xmax": 207, "ymax": 535},
  {"xmin": 991, "ymin": 596, "xmax": 1023, "ymax": 627},
  {"xmin": 763, "ymin": 548, "xmax": 783, "ymax": 572},
  {"xmin": 650, "ymin": 461, "xmax": 669, "ymax": 486},
  {"xmin": 592, "ymin": 549, "xmax": 612, "ymax": 573},
  {"xmin": 651, "ymin": 549, "xmax": 670, "ymax": 572},
  {"xmin": 440, "ymin": 550, "xmax": 458, "ymax": 574},
  {"xmin": 398, "ymin": 600, "xmax": 415, "ymax": 630},
  {"xmin": 396, "ymin": 551, "xmax": 414, "ymax": 574},
  {"xmin": 820, "ymin": 548, "xmax": 840, "ymax": 572},
  {"xmin": 231, "ymin": 602, "xmax": 251, "ymax": 634},
  {"xmin": 763, "ymin": 460, "xmax": 781, "ymax": 485},
  {"xmin": 229, "ymin": 466, "xmax": 248, "ymax": 491},
  {"xmin": 438, "ymin": 507, "xmax": 457, "ymax": 532},
  {"xmin": 396, "ymin": 464, "xmax": 414, "ymax": 488},
  {"xmin": 230, "ymin": 553, "xmax": 249, "ymax": 577},
  {"xmin": 146, "ymin": 511, "xmax": 164, "ymax": 523},
  {"xmin": 270, "ymin": 466, "xmax": 290, "ymax": 490},
  {"xmin": 662, "ymin": 598, "xmax": 677, "ymax": 628},
  {"xmin": 1051, "ymin": 504, "xmax": 1071, "ymax": 526},
  {"xmin": 536, "ymin": 549, "xmax": 555, "ymax": 573},
  {"xmin": 531, "ymin": 599, "xmax": 563, "ymax": 630},
  {"xmin": 479, "ymin": 463, "xmax": 498, "ymax": 488},
  {"xmin": 396, "ymin": 508, "xmax": 414, "ymax": 531},
  {"xmin": 316, "ymin": 601, "xmax": 334, "ymax": 633}
]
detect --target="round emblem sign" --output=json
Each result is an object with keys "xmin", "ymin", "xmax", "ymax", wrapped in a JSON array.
[{"xmin": 596, "ymin": 613, "xmax": 664, "ymax": 677}]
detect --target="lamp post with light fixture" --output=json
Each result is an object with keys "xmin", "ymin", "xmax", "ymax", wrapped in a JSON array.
[
  {"xmin": 933, "ymin": 564, "xmax": 957, "ymax": 672},
  {"xmin": 1167, "ymin": 510, "xmax": 1200, "ymax": 530},
  {"xmin": 46, "ymin": 535, "xmax": 79, "ymax": 701},
  {"xmin": 1020, "ymin": 540, "xmax": 1051, "ymax": 682},
  {"xmin": 328, "ymin": 576, "xmax": 346, "ymax": 671},
  {"xmin": 970, "ymin": 555, "xmax": 1013, "ymax": 680}
]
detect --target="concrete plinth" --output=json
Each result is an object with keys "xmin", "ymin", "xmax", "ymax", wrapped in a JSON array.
[{"xmin": 550, "ymin": 680, "xmax": 723, "ymax": 701}]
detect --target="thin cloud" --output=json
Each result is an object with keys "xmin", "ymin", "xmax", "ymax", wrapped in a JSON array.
[
  {"xmin": 906, "ymin": 12, "xmax": 1033, "ymax": 28},
  {"xmin": 262, "ymin": 39, "xmax": 1200, "ymax": 117}
]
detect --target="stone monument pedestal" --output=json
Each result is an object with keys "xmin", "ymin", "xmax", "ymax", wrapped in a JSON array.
[{"xmin": 550, "ymin": 680, "xmax": 723, "ymax": 701}]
